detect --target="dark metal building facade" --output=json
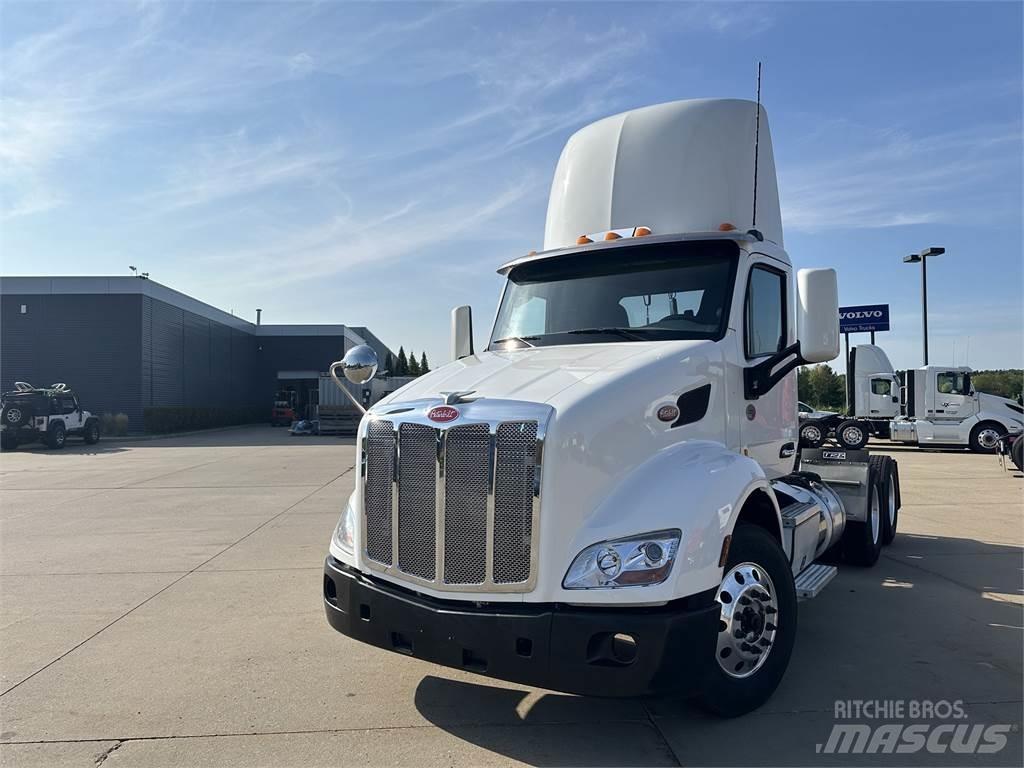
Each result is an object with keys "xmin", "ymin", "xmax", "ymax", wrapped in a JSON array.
[{"xmin": 0, "ymin": 277, "xmax": 391, "ymax": 432}]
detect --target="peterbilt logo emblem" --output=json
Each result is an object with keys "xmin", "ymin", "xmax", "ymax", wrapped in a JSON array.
[
  {"xmin": 839, "ymin": 310, "xmax": 884, "ymax": 320},
  {"xmin": 427, "ymin": 406, "xmax": 460, "ymax": 423},
  {"xmin": 656, "ymin": 405, "xmax": 679, "ymax": 423},
  {"xmin": 822, "ymin": 450, "xmax": 847, "ymax": 460}
]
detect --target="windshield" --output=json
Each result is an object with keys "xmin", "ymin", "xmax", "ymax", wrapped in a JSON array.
[{"xmin": 490, "ymin": 240, "xmax": 738, "ymax": 349}]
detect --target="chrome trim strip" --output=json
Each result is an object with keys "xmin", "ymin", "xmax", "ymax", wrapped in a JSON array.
[
  {"xmin": 435, "ymin": 426, "xmax": 446, "ymax": 587},
  {"xmin": 484, "ymin": 426, "xmax": 497, "ymax": 585}
]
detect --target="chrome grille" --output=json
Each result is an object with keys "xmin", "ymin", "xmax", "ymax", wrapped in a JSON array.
[
  {"xmin": 360, "ymin": 406, "xmax": 544, "ymax": 593},
  {"xmin": 397, "ymin": 424, "xmax": 436, "ymax": 580},
  {"xmin": 443, "ymin": 424, "xmax": 490, "ymax": 584},
  {"xmin": 364, "ymin": 420, "xmax": 395, "ymax": 565},
  {"xmin": 493, "ymin": 422, "xmax": 537, "ymax": 584}
]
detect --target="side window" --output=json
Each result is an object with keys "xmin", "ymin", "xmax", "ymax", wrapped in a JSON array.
[
  {"xmin": 745, "ymin": 266, "xmax": 786, "ymax": 358},
  {"xmin": 798, "ymin": 402, "xmax": 811, "ymax": 413},
  {"xmin": 936, "ymin": 372, "xmax": 963, "ymax": 395},
  {"xmin": 871, "ymin": 379, "xmax": 891, "ymax": 396},
  {"xmin": 65, "ymin": 397, "xmax": 78, "ymax": 414}
]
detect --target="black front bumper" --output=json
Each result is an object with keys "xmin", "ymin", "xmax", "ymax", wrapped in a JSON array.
[{"xmin": 323, "ymin": 557, "xmax": 719, "ymax": 697}]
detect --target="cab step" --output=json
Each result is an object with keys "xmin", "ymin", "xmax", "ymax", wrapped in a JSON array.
[{"xmin": 794, "ymin": 563, "xmax": 837, "ymax": 600}]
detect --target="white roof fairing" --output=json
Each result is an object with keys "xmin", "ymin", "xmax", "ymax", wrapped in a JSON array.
[{"xmin": 542, "ymin": 99, "xmax": 783, "ymax": 250}]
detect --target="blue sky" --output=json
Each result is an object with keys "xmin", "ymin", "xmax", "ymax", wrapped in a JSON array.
[{"xmin": 2, "ymin": 1, "xmax": 1021, "ymax": 372}]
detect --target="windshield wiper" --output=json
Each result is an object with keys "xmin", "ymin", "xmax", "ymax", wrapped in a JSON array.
[
  {"xmin": 491, "ymin": 335, "xmax": 540, "ymax": 348},
  {"xmin": 565, "ymin": 327, "xmax": 649, "ymax": 341}
]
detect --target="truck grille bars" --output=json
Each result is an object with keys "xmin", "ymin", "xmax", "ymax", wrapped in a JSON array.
[{"xmin": 361, "ymin": 404, "xmax": 544, "ymax": 592}]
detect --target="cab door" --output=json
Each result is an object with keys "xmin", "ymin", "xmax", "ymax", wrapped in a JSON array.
[
  {"xmin": 933, "ymin": 371, "xmax": 969, "ymax": 422},
  {"xmin": 868, "ymin": 377, "xmax": 899, "ymax": 419},
  {"xmin": 739, "ymin": 259, "xmax": 793, "ymax": 477},
  {"xmin": 61, "ymin": 396, "xmax": 82, "ymax": 431}
]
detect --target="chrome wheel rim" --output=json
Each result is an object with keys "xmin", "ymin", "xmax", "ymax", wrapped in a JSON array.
[
  {"xmin": 870, "ymin": 486, "xmax": 880, "ymax": 545},
  {"xmin": 802, "ymin": 425, "xmax": 821, "ymax": 443},
  {"xmin": 978, "ymin": 428, "xmax": 1000, "ymax": 450},
  {"xmin": 887, "ymin": 479, "xmax": 896, "ymax": 529},
  {"xmin": 716, "ymin": 562, "xmax": 778, "ymax": 679},
  {"xmin": 842, "ymin": 426, "xmax": 864, "ymax": 446}
]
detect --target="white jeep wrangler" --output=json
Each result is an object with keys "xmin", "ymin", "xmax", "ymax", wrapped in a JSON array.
[{"xmin": 0, "ymin": 383, "xmax": 101, "ymax": 450}]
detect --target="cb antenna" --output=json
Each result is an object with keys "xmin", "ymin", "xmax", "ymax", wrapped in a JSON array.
[{"xmin": 752, "ymin": 61, "xmax": 762, "ymax": 228}]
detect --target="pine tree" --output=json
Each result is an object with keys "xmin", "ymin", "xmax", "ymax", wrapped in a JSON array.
[
  {"xmin": 408, "ymin": 351, "xmax": 421, "ymax": 376},
  {"xmin": 419, "ymin": 352, "xmax": 429, "ymax": 373},
  {"xmin": 396, "ymin": 347, "xmax": 408, "ymax": 376}
]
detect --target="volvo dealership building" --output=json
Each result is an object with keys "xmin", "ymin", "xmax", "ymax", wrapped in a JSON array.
[{"xmin": 0, "ymin": 277, "xmax": 393, "ymax": 433}]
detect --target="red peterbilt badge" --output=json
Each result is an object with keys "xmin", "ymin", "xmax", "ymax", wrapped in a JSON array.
[
  {"xmin": 657, "ymin": 404, "xmax": 680, "ymax": 422},
  {"xmin": 427, "ymin": 405, "xmax": 460, "ymax": 423}
]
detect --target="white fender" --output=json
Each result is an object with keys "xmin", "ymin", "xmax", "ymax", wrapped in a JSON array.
[{"xmin": 568, "ymin": 440, "xmax": 781, "ymax": 600}]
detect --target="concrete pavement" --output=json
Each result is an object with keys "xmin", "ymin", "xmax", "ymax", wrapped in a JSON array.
[{"xmin": 0, "ymin": 428, "xmax": 1021, "ymax": 766}]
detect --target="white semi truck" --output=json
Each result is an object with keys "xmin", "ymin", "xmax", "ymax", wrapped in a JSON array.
[
  {"xmin": 798, "ymin": 344, "xmax": 1023, "ymax": 452},
  {"xmin": 323, "ymin": 99, "xmax": 902, "ymax": 716}
]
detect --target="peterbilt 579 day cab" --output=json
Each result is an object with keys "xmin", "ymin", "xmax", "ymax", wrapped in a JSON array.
[
  {"xmin": 323, "ymin": 99, "xmax": 902, "ymax": 716},
  {"xmin": 798, "ymin": 344, "xmax": 1023, "ymax": 452}
]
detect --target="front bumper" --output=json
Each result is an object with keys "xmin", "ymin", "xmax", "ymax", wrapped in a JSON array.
[{"xmin": 323, "ymin": 557, "xmax": 719, "ymax": 697}]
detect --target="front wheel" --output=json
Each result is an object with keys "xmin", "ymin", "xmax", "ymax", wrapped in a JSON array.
[
  {"xmin": 83, "ymin": 420, "xmax": 100, "ymax": 445},
  {"xmin": 697, "ymin": 524, "xmax": 797, "ymax": 717},
  {"xmin": 836, "ymin": 420, "xmax": 869, "ymax": 450},
  {"xmin": 969, "ymin": 421, "xmax": 1002, "ymax": 453}
]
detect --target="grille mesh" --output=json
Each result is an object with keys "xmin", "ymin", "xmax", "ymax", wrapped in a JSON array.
[
  {"xmin": 364, "ymin": 420, "xmax": 395, "ymax": 565},
  {"xmin": 493, "ymin": 422, "xmax": 537, "ymax": 584},
  {"xmin": 443, "ymin": 424, "xmax": 490, "ymax": 584},
  {"xmin": 397, "ymin": 424, "xmax": 437, "ymax": 580},
  {"xmin": 361, "ymin": 414, "xmax": 540, "ymax": 590}
]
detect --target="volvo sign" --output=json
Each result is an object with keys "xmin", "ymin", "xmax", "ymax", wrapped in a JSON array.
[{"xmin": 839, "ymin": 304, "xmax": 890, "ymax": 334}]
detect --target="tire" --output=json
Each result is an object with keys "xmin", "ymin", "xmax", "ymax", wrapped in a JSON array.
[
  {"xmin": 1, "ymin": 402, "xmax": 30, "ymax": 430},
  {"xmin": 83, "ymin": 420, "xmax": 100, "ymax": 445},
  {"xmin": 46, "ymin": 422, "xmax": 66, "ymax": 450},
  {"xmin": 836, "ymin": 420, "xmax": 869, "ymax": 450},
  {"xmin": 799, "ymin": 422, "xmax": 825, "ymax": 449},
  {"xmin": 871, "ymin": 456, "xmax": 899, "ymax": 546},
  {"xmin": 697, "ymin": 524, "xmax": 798, "ymax": 717},
  {"xmin": 842, "ymin": 467, "xmax": 883, "ymax": 565},
  {"xmin": 968, "ymin": 421, "xmax": 1002, "ymax": 454},
  {"xmin": 1011, "ymin": 438, "xmax": 1023, "ymax": 473}
]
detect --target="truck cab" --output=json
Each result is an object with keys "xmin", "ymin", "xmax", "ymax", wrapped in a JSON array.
[
  {"xmin": 323, "ymin": 99, "xmax": 901, "ymax": 716},
  {"xmin": 801, "ymin": 343, "xmax": 1024, "ymax": 452}
]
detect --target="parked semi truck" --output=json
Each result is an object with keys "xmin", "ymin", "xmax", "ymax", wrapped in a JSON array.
[
  {"xmin": 322, "ymin": 99, "xmax": 902, "ymax": 716},
  {"xmin": 799, "ymin": 344, "xmax": 1023, "ymax": 452}
]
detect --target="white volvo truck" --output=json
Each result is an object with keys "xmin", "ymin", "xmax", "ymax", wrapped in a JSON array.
[
  {"xmin": 323, "ymin": 99, "xmax": 902, "ymax": 716},
  {"xmin": 799, "ymin": 344, "xmax": 1023, "ymax": 452}
]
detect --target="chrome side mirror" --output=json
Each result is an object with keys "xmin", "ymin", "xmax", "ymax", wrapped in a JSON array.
[
  {"xmin": 328, "ymin": 345, "xmax": 379, "ymax": 415},
  {"xmin": 336, "ymin": 344, "xmax": 379, "ymax": 384}
]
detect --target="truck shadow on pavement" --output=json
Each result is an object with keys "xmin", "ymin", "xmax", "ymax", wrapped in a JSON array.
[{"xmin": 413, "ymin": 534, "xmax": 1023, "ymax": 767}]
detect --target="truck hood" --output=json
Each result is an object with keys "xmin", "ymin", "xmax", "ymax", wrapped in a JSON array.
[
  {"xmin": 978, "ymin": 392, "xmax": 1024, "ymax": 426},
  {"xmin": 377, "ymin": 343, "xmax": 669, "ymax": 407}
]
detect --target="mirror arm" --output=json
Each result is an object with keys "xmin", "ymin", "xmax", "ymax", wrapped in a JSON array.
[
  {"xmin": 328, "ymin": 361, "xmax": 368, "ymax": 415},
  {"xmin": 744, "ymin": 341, "xmax": 806, "ymax": 401}
]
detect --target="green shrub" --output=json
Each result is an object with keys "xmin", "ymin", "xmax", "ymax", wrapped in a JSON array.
[
  {"xmin": 101, "ymin": 412, "xmax": 116, "ymax": 436},
  {"xmin": 114, "ymin": 413, "xmax": 130, "ymax": 436},
  {"xmin": 143, "ymin": 406, "xmax": 265, "ymax": 434}
]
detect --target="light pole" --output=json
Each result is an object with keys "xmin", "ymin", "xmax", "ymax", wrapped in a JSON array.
[{"xmin": 903, "ymin": 247, "xmax": 944, "ymax": 365}]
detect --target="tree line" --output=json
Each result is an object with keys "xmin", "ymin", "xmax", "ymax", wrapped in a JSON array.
[{"xmin": 384, "ymin": 347, "xmax": 430, "ymax": 377}]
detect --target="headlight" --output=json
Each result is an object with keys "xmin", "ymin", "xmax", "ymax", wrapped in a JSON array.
[
  {"xmin": 562, "ymin": 530, "xmax": 680, "ymax": 589},
  {"xmin": 332, "ymin": 502, "xmax": 356, "ymax": 554}
]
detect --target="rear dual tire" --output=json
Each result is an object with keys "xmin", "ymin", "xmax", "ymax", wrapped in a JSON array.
[{"xmin": 842, "ymin": 455, "xmax": 898, "ymax": 564}]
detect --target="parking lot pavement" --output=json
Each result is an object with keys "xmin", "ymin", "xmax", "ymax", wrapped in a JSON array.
[{"xmin": 0, "ymin": 429, "xmax": 1021, "ymax": 767}]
